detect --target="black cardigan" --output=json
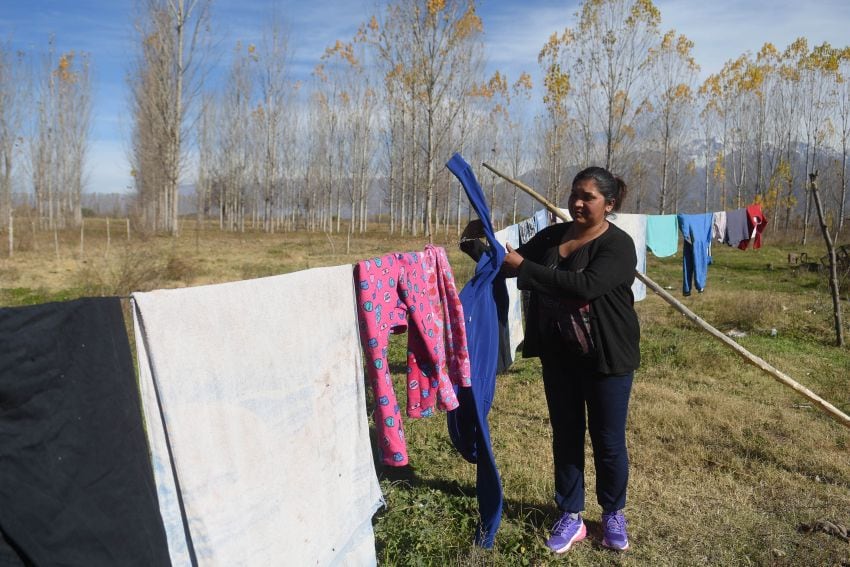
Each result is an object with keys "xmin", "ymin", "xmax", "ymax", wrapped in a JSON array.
[{"xmin": 516, "ymin": 221, "xmax": 641, "ymax": 375}]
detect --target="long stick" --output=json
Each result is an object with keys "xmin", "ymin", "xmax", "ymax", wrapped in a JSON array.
[{"xmin": 482, "ymin": 161, "xmax": 850, "ymax": 429}]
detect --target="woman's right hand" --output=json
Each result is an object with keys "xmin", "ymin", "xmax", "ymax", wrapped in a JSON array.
[{"xmin": 503, "ymin": 243, "xmax": 524, "ymax": 270}]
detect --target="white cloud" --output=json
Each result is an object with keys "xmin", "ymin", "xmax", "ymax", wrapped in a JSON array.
[{"xmin": 655, "ymin": 0, "xmax": 850, "ymax": 78}]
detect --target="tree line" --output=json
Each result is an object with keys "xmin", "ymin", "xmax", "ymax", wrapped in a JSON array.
[
  {"xmin": 2, "ymin": 0, "xmax": 849, "ymax": 243},
  {"xmin": 0, "ymin": 39, "xmax": 91, "ymax": 233}
]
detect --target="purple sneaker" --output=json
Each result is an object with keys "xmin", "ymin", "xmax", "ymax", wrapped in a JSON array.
[
  {"xmin": 546, "ymin": 512, "xmax": 586, "ymax": 553},
  {"xmin": 601, "ymin": 510, "xmax": 629, "ymax": 551}
]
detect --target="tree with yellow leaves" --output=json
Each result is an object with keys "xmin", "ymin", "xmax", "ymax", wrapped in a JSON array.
[
  {"xmin": 556, "ymin": 0, "xmax": 661, "ymax": 172},
  {"xmin": 368, "ymin": 0, "xmax": 484, "ymax": 238},
  {"xmin": 648, "ymin": 30, "xmax": 699, "ymax": 213}
]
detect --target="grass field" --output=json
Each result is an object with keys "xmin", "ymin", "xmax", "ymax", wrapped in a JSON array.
[{"xmin": 1, "ymin": 219, "xmax": 849, "ymax": 566}]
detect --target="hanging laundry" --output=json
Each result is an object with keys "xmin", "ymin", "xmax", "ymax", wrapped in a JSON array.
[
  {"xmin": 740, "ymin": 203, "xmax": 768, "ymax": 250},
  {"xmin": 646, "ymin": 214, "xmax": 679, "ymax": 257},
  {"xmin": 608, "ymin": 213, "xmax": 648, "ymax": 302},
  {"xmin": 534, "ymin": 208, "xmax": 549, "ymax": 232},
  {"xmin": 557, "ymin": 208, "xmax": 574, "ymax": 223},
  {"xmin": 678, "ymin": 213, "xmax": 714, "ymax": 296},
  {"xmin": 133, "ymin": 266, "xmax": 383, "ymax": 567},
  {"xmin": 446, "ymin": 153, "xmax": 505, "ymax": 549},
  {"xmin": 517, "ymin": 216, "xmax": 538, "ymax": 246},
  {"xmin": 0, "ymin": 298, "xmax": 171, "ymax": 567},
  {"xmin": 724, "ymin": 207, "xmax": 750, "ymax": 248},
  {"xmin": 712, "ymin": 211, "xmax": 727, "ymax": 243},
  {"xmin": 494, "ymin": 224, "xmax": 525, "ymax": 363},
  {"xmin": 355, "ymin": 245, "xmax": 470, "ymax": 467}
]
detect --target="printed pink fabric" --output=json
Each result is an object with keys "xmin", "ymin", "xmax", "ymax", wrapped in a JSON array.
[{"xmin": 355, "ymin": 246, "xmax": 470, "ymax": 466}]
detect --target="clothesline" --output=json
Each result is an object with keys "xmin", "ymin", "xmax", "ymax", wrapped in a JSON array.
[{"xmin": 482, "ymin": 160, "xmax": 850, "ymax": 431}]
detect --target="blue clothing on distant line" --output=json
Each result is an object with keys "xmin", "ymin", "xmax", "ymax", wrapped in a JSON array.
[
  {"xmin": 677, "ymin": 213, "xmax": 713, "ymax": 295},
  {"xmin": 646, "ymin": 214, "xmax": 679, "ymax": 257},
  {"xmin": 445, "ymin": 153, "xmax": 504, "ymax": 549}
]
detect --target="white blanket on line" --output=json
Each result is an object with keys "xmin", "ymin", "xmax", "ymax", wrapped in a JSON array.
[
  {"xmin": 494, "ymin": 224, "xmax": 524, "ymax": 361},
  {"xmin": 558, "ymin": 208, "xmax": 646, "ymax": 301},
  {"xmin": 608, "ymin": 213, "xmax": 647, "ymax": 302},
  {"xmin": 133, "ymin": 265, "xmax": 383, "ymax": 567}
]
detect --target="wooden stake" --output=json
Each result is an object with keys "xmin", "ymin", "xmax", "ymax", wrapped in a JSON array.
[
  {"xmin": 8, "ymin": 211, "xmax": 13, "ymax": 258},
  {"xmin": 106, "ymin": 217, "xmax": 111, "ymax": 258},
  {"xmin": 482, "ymin": 161, "xmax": 850, "ymax": 429},
  {"xmin": 808, "ymin": 171, "xmax": 845, "ymax": 346}
]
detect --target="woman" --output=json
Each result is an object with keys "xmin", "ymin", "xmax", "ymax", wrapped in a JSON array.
[{"xmin": 503, "ymin": 166, "xmax": 640, "ymax": 553}]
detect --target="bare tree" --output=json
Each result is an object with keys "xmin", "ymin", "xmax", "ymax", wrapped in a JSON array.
[
  {"xmin": 253, "ymin": 23, "xmax": 293, "ymax": 233},
  {"xmin": 129, "ymin": 0, "xmax": 210, "ymax": 235},
  {"xmin": 0, "ymin": 43, "xmax": 26, "ymax": 232},
  {"xmin": 29, "ymin": 45, "xmax": 91, "ymax": 230},
  {"xmin": 834, "ymin": 49, "xmax": 850, "ymax": 236},
  {"xmin": 648, "ymin": 30, "xmax": 699, "ymax": 213}
]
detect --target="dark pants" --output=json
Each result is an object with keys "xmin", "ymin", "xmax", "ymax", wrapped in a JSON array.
[{"xmin": 541, "ymin": 352, "xmax": 633, "ymax": 514}]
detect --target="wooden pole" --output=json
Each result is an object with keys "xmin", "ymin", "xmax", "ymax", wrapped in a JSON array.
[
  {"xmin": 106, "ymin": 217, "xmax": 111, "ymax": 258},
  {"xmin": 8, "ymin": 211, "xmax": 13, "ymax": 258},
  {"xmin": 808, "ymin": 171, "xmax": 845, "ymax": 347},
  {"xmin": 481, "ymin": 161, "xmax": 850, "ymax": 429}
]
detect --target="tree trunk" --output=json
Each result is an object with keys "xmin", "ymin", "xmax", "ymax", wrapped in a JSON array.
[{"xmin": 809, "ymin": 172, "xmax": 845, "ymax": 347}]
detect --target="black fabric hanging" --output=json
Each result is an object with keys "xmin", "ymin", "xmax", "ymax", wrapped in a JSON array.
[{"xmin": 0, "ymin": 297, "xmax": 170, "ymax": 566}]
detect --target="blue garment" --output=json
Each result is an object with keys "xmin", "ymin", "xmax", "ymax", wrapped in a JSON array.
[
  {"xmin": 677, "ymin": 213, "xmax": 713, "ymax": 295},
  {"xmin": 646, "ymin": 214, "xmax": 679, "ymax": 257},
  {"xmin": 534, "ymin": 208, "xmax": 549, "ymax": 233},
  {"xmin": 446, "ymin": 153, "xmax": 504, "ymax": 548}
]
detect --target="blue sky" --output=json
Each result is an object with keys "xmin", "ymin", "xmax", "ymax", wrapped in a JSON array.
[{"xmin": 2, "ymin": 0, "xmax": 850, "ymax": 193}]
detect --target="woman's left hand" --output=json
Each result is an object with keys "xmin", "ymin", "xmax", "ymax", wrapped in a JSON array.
[{"xmin": 503, "ymin": 243, "xmax": 524, "ymax": 270}]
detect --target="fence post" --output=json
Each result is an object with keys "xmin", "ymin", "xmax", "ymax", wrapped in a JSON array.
[
  {"xmin": 7, "ymin": 211, "xmax": 13, "ymax": 258},
  {"xmin": 106, "ymin": 217, "xmax": 111, "ymax": 258},
  {"xmin": 79, "ymin": 219, "xmax": 85, "ymax": 257}
]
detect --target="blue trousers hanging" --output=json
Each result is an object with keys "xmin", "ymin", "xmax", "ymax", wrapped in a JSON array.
[
  {"xmin": 446, "ymin": 153, "xmax": 505, "ymax": 548},
  {"xmin": 677, "ymin": 213, "xmax": 713, "ymax": 295}
]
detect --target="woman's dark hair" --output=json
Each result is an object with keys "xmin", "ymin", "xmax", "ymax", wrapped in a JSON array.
[{"xmin": 572, "ymin": 166, "xmax": 628, "ymax": 212}]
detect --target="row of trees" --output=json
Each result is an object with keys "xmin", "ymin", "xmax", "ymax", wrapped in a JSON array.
[
  {"xmin": 537, "ymin": 0, "xmax": 850, "ymax": 242},
  {"xmin": 4, "ymin": 0, "xmax": 849, "ymax": 242},
  {"xmin": 138, "ymin": 0, "xmax": 850, "ymax": 239},
  {"xmin": 0, "ymin": 41, "xmax": 91, "ymax": 232}
]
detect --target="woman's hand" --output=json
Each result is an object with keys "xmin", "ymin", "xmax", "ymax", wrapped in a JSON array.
[{"xmin": 503, "ymin": 243, "xmax": 524, "ymax": 270}]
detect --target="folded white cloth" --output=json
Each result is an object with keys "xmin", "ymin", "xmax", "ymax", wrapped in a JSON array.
[{"xmin": 133, "ymin": 265, "xmax": 383, "ymax": 566}]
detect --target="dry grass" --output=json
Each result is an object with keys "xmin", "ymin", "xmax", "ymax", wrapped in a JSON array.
[{"xmin": 1, "ymin": 220, "xmax": 849, "ymax": 565}]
